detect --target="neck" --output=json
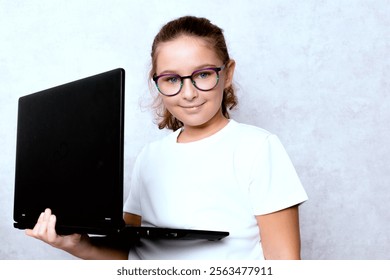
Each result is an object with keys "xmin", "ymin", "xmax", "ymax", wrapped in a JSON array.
[{"xmin": 177, "ymin": 113, "xmax": 229, "ymax": 143}]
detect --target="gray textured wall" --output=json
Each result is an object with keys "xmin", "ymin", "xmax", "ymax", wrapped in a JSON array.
[{"xmin": 1, "ymin": 0, "xmax": 389, "ymax": 260}]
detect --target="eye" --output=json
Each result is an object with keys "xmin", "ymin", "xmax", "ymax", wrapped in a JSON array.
[
  {"xmin": 200, "ymin": 72, "xmax": 210, "ymax": 79},
  {"xmin": 166, "ymin": 76, "xmax": 180, "ymax": 84},
  {"xmin": 193, "ymin": 70, "xmax": 213, "ymax": 80},
  {"xmin": 162, "ymin": 75, "xmax": 180, "ymax": 84}
]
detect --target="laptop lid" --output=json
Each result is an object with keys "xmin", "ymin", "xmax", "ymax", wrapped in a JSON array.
[{"xmin": 14, "ymin": 68, "xmax": 125, "ymax": 235}]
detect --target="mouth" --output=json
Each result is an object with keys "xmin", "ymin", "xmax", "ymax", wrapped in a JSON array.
[{"xmin": 180, "ymin": 102, "xmax": 205, "ymax": 109}]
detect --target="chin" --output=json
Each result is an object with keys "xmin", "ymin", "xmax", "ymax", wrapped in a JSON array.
[
  {"xmin": 181, "ymin": 119, "xmax": 209, "ymax": 128},
  {"xmin": 174, "ymin": 108, "xmax": 224, "ymax": 128}
]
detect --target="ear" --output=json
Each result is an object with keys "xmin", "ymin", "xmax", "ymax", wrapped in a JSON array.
[{"xmin": 224, "ymin": 59, "xmax": 236, "ymax": 88}]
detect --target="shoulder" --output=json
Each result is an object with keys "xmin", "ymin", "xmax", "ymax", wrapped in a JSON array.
[
  {"xmin": 228, "ymin": 120, "xmax": 275, "ymax": 144},
  {"xmin": 226, "ymin": 120, "xmax": 291, "ymax": 162}
]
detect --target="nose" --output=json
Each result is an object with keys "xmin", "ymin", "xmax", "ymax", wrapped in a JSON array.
[{"xmin": 180, "ymin": 77, "xmax": 198, "ymax": 100}]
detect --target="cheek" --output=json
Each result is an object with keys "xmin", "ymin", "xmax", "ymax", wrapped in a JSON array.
[
  {"xmin": 214, "ymin": 86, "xmax": 225, "ymax": 105},
  {"xmin": 161, "ymin": 96, "xmax": 177, "ymax": 113}
]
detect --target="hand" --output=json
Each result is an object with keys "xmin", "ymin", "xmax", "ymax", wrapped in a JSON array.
[
  {"xmin": 25, "ymin": 208, "xmax": 128, "ymax": 259},
  {"xmin": 25, "ymin": 208, "xmax": 87, "ymax": 253}
]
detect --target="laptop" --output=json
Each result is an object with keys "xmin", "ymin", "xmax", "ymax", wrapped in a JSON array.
[{"xmin": 13, "ymin": 68, "xmax": 229, "ymax": 242}]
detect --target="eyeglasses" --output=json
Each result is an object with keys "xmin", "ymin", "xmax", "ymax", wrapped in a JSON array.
[{"xmin": 152, "ymin": 65, "xmax": 226, "ymax": 96}]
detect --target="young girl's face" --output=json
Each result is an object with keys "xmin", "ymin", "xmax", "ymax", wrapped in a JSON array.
[{"xmin": 154, "ymin": 35, "xmax": 234, "ymax": 130}]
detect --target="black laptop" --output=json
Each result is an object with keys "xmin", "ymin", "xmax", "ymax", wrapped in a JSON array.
[{"xmin": 13, "ymin": 68, "xmax": 229, "ymax": 241}]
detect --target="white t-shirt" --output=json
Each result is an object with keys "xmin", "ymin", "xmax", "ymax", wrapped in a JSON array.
[{"xmin": 124, "ymin": 120, "xmax": 308, "ymax": 259}]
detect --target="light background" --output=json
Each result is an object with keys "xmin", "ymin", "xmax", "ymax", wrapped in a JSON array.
[{"xmin": 0, "ymin": 0, "xmax": 389, "ymax": 259}]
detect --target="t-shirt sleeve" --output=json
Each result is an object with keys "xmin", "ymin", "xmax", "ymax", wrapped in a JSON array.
[
  {"xmin": 123, "ymin": 149, "xmax": 143, "ymax": 216},
  {"xmin": 249, "ymin": 134, "xmax": 308, "ymax": 215}
]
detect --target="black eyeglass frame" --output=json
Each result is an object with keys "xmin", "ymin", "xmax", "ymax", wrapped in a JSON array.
[{"xmin": 152, "ymin": 65, "xmax": 226, "ymax": 96}]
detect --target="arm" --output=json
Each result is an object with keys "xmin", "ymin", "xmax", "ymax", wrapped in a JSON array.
[
  {"xmin": 124, "ymin": 212, "xmax": 142, "ymax": 226},
  {"xmin": 256, "ymin": 205, "xmax": 302, "ymax": 260},
  {"xmin": 25, "ymin": 209, "xmax": 141, "ymax": 260}
]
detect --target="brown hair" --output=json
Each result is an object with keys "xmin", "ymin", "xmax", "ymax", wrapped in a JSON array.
[{"xmin": 149, "ymin": 16, "xmax": 238, "ymax": 131}]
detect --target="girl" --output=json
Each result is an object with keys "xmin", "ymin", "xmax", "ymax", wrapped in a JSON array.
[{"xmin": 27, "ymin": 16, "xmax": 308, "ymax": 260}]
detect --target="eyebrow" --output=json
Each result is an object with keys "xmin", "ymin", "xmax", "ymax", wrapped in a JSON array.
[{"xmin": 158, "ymin": 63, "xmax": 219, "ymax": 75}]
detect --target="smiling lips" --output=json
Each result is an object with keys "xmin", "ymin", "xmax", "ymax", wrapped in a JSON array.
[{"xmin": 180, "ymin": 102, "xmax": 205, "ymax": 109}]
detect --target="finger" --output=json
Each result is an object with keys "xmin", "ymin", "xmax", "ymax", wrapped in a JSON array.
[
  {"xmin": 25, "ymin": 228, "xmax": 34, "ymax": 237},
  {"xmin": 26, "ymin": 209, "xmax": 50, "ymax": 238},
  {"xmin": 37, "ymin": 211, "xmax": 45, "ymax": 223},
  {"xmin": 29, "ymin": 212, "xmax": 45, "ymax": 236},
  {"xmin": 37, "ymin": 209, "xmax": 52, "ymax": 237},
  {"xmin": 43, "ymin": 208, "xmax": 52, "ymax": 221},
  {"xmin": 47, "ymin": 215, "xmax": 58, "ymax": 244}
]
